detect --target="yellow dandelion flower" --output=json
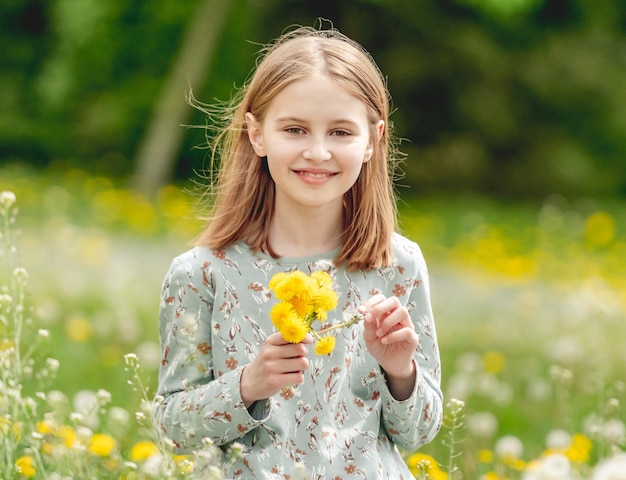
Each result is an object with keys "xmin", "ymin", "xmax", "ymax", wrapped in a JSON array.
[
  {"xmin": 268, "ymin": 272, "xmax": 288, "ymax": 294},
  {"xmin": 36, "ymin": 419, "xmax": 54, "ymax": 435},
  {"xmin": 65, "ymin": 316, "xmax": 92, "ymax": 343},
  {"xmin": 88, "ymin": 433, "xmax": 117, "ymax": 457},
  {"xmin": 270, "ymin": 270, "xmax": 312, "ymax": 301},
  {"xmin": 42, "ymin": 442, "xmax": 56, "ymax": 455},
  {"xmin": 311, "ymin": 270, "xmax": 332, "ymax": 287},
  {"xmin": 57, "ymin": 425, "xmax": 76, "ymax": 448},
  {"xmin": 405, "ymin": 452, "xmax": 447, "ymax": 479},
  {"xmin": 585, "ymin": 211, "xmax": 616, "ymax": 247},
  {"xmin": 313, "ymin": 335, "xmax": 336, "ymax": 355},
  {"xmin": 566, "ymin": 433, "xmax": 592, "ymax": 463},
  {"xmin": 130, "ymin": 440, "xmax": 160, "ymax": 462},
  {"xmin": 483, "ymin": 350, "xmax": 505, "ymax": 374},
  {"xmin": 278, "ymin": 316, "xmax": 309, "ymax": 344},
  {"xmin": 15, "ymin": 456, "xmax": 36, "ymax": 478},
  {"xmin": 270, "ymin": 302, "xmax": 296, "ymax": 331},
  {"xmin": 313, "ymin": 286, "xmax": 338, "ymax": 313},
  {"xmin": 288, "ymin": 294, "xmax": 315, "ymax": 318},
  {"xmin": 479, "ymin": 449, "xmax": 494, "ymax": 463}
]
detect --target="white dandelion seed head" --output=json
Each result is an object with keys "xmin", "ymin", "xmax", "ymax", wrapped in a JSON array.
[
  {"xmin": 602, "ymin": 419, "xmax": 625, "ymax": 446},
  {"xmin": 592, "ymin": 453, "xmax": 626, "ymax": 480},
  {"xmin": 495, "ymin": 435, "xmax": 524, "ymax": 459},
  {"xmin": 546, "ymin": 429, "xmax": 571, "ymax": 450},
  {"xmin": 47, "ymin": 390, "xmax": 68, "ymax": 408},
  {"xmin": 522, "ymin": 453, "xmax": 573, "ymax": 480},
  {"xmin": 467, "ymin": 411, "xmax": 498, "ymax": 438},
  {"xmin": 141, "ymin": 453, "xmax": 165, "ymax": 477},
  {"xmin": 0, "ymin": 191, "xmax": 16, "ymax": 210},
  {"xmin": 108, "ymin": 406, "xmax": 131, "ymax": 427}
]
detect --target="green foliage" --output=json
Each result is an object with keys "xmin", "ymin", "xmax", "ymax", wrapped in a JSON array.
[{"xmin": 2, "ymin": 0, "xmax": 626, "ymax": 198}]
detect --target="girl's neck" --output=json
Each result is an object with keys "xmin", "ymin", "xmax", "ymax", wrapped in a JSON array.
[{"xmin": 268, "ymin": 204, "xmax": 343, "ymax": 258}]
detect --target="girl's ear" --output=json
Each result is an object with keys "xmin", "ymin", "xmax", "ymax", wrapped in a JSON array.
[
  {"xmin": 364, "ymin": 120, "xmax": 385, "ymax": 163},
  {"xmin": 245, "ymin": 112, "xmax": 266, "ymax": 157}
]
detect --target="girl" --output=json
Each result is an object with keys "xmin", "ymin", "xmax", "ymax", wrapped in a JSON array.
[{"xmin": 154, "ymin": 25, "xmax": 443, "ymax": 479}]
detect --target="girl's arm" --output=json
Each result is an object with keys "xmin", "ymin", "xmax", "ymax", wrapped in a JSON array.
[
  {"xmin": 360, "ymin": 246, "xmax": 444, "ymax": 451},
  {"xmin": 152, "ymin": 256, "xmax": 267, "ymax": 453}
]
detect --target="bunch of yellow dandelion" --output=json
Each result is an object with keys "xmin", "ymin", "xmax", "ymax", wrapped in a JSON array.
[{"xmin": 268, "ymin": 270, "xmax": 360, "ymax": 355}]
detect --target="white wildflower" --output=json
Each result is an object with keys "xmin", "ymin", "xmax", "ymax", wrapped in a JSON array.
[
  {"xmin": 546, "ymin": 429, "xmax": 571, "ymax": 450},
  {"xmin": 96, "ymin": 389, "xmax": 112, "ymax": 406},
  {"xmin": 467, "ymin": 411, "xmax": 498, "ymax": 438},
  {"xmin": 495, "ymin": 435, "xmax": 524, "ymax": 459},
  {"xmin": 522, "ymin": 453, "xmax": 575, "ymax": 480},
  {"xmin": 602, "ymin": 419, "xmax": 625, "ymax": 446},
  {"xmin": 108, "ymin": 406, "xmax": 131, "ymax": 427},
  {"xmin": 141, "ymin": 453, "xmax": 165, "ymax": 477},
  {"xmin": 0, "ymin": 191, "xmax": 16, "ymax": 211},
  {"xmin": 592, "ymin": 452, "xmax": 626, "ymax": 480},
  {"xmin": 47, "ymin": 390, "xmax": 68, "ymax": 408},
  {"xmin": 46, "ymin": 358, "xmax": 60, "ymax": 373}
]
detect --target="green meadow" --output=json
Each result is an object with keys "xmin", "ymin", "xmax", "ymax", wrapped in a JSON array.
[{"xmin": 2, "ymin": 166, "xmax": 624, "ymax": 478}]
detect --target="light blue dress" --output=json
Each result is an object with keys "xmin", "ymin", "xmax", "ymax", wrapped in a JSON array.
[{"xmin": 154, "ymin": 233, "xmax": 443, "ymax": 479}]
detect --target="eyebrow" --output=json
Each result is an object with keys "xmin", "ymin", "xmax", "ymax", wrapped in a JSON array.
[{"xmin": 274, "ymin": 116, "xmax": 361, "ymax": 127}]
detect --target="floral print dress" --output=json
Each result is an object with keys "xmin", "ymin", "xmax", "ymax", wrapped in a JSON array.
[{"xmin": 154, "ymin": 233, "xmax": 443, "ymax": 479}]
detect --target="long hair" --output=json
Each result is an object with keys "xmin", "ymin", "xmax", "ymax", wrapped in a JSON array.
[{"xmin": 192, "ymin": 26, "xmax": 401, "ymax": 271}]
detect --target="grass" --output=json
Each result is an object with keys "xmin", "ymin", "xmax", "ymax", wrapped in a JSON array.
[{"xmin": 1, "ymin": 164, "xmax": 625, "ymax": 478}]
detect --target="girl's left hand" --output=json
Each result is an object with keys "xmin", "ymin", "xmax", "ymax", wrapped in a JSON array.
[{"xmin": 359, "ymin": 294, "xmax": 419, "ymax": 396}]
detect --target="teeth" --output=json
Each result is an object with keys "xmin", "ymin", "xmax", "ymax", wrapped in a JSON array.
[{"xmin": 298, "ymin": 171, "xmax": 332, "ymax": 178}]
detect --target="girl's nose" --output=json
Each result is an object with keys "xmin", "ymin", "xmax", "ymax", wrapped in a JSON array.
[{"xmin": 303, "ymin": 136, "xmax": 332, "ymax": 162}]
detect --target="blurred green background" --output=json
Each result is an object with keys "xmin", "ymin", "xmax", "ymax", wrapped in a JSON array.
[{"xmin": 2, "ymin": 0, "xmax": 625, "ymax": 200}]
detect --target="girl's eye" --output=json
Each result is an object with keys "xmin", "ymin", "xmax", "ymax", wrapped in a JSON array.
[
  {"xmin": 285, "ymin": 127, "xmax": 305, "ymax": 135},
  {"xmin": 331, "ymin": 130, "xmax": 351, "ymax": 137}
]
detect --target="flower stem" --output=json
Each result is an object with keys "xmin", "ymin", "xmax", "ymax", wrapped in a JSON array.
[{"xmin": 316, "ymin": 314, "xmax": 362, "ymax": 335}]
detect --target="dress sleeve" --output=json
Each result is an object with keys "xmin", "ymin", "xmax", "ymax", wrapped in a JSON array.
[
  {"xmin": 153, "ymin": 255, "xmax": 268, "ymax": 453},
  {"xmin": 378, "ymin": 246, "xmax": 444, "ymax": 451}
]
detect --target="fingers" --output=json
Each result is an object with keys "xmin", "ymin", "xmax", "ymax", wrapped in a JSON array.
[
  {"xmin": 359, "ymin": 295, "xmax": 417, "ymax": 345},
  {"xmin": 241, "ymin": 335, "xmax": 311, "ymax": 406}
]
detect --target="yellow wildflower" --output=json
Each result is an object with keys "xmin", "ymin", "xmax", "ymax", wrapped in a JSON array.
[
  {"xmin": 313, "ymin": 335, "xmax": 336, "ymax": 355},
  {"xmin": 483, "ymin": 350, "xmax": 505, "ymax": 374},
  {"xmin": 566, "ymin": 433, "xmax": 592, "ymax": 463},
  {"xmin": 271, "ymin": 270, "xmax": 312, "ymax": 301},
  {"xmin": 130, "ymin": 440, "xmax": 160, "ymax": 462},
  {"xmin": 174, "ymin": 455, "xmax": 194, "ymax": 474},
  {"xmin": 311, "ymin": 270, "xmax": 333, "ymax": 287},
  {"xmin": 268, "ymin": 270, "xmax": 359, "ymax": 354},
  {"xmin": 270, "ymin": 302, "xmax": 296, "ymax": 331},
  {"xmin": 36, "ymin": 419, "xmax": 54, "ymax": 435},
  {"xmin": 15, "ymin": 456, "xmax": 36, "ymax": 477},
  {"xmin": 585, "ymin": 211, "xmax": 616, "ymax": 247},
  {"xmin": 479, "ymin": 449, "xmax": 494, "ymax": 463},
  {"xmin": 288, "ymin": 293, "xmax": 315, "ymax": 318},
  {"xmin": 88, "ymin": 433, "xmax": 117, "ymax": 457},
  {"xmin": 405, "ymin": 452, "xmax": 447, "ymax": 479},
  {"xmin": 277, "ymin": 315, "xmax": 309, "ymax": 344},
  {"xmin": 57, "ymin": 425, "xmax": 77, "ymax": 448}
]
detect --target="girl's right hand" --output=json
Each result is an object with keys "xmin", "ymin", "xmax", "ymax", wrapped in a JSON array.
[{"xmin": 240, "ymin": 332, "xmax": 312, "ymax": 408}]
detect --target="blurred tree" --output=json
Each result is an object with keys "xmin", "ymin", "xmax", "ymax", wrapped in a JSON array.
[
  {"xmin": 132, "ymin": 0, "xmax": 233, "ymax": 198},
  {"xmin": 1, "ymin": 0, "xmax": 625, "ymax": 199}
]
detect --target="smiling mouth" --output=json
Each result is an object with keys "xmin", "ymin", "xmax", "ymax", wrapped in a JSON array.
[{"xmin": 294, "ymin": 170, "xmax": 337, "ymax": 178}]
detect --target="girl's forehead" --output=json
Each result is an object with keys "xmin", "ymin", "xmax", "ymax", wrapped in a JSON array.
[{"xmin": 266, "ymin": 76, "xmax": 369, "ymax": 118}]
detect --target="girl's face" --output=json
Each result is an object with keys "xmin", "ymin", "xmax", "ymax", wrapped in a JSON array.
[{"xmin": 246, "ymin": 76, "xmax": 383, "ymax": 215}]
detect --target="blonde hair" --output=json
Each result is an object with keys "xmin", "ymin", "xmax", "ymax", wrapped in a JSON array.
[{"xmin": 193, "ymin": 26, "xmax": 401, "ymax": 271}]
